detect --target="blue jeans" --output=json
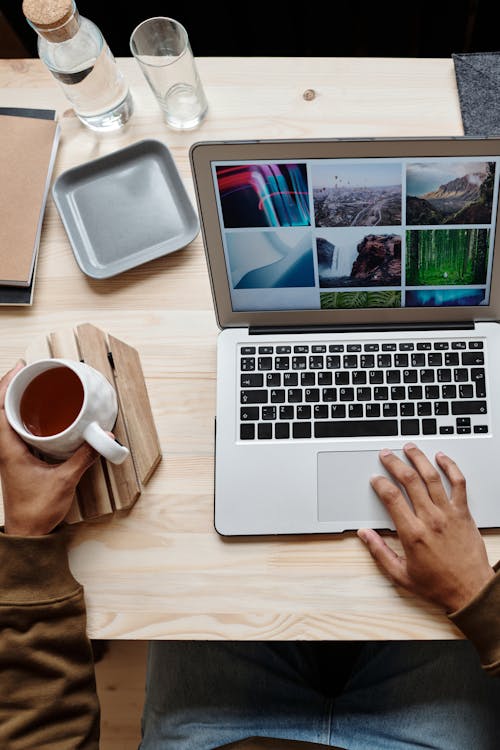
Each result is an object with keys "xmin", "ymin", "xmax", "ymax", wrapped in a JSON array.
[{"xmin": 140, "ymin": 641, "xmax": 500, "ymax": 749}]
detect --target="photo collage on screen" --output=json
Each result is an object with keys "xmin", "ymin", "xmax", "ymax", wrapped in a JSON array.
[{"xmin": 213, "ymin": 158, "xmax": 499, "ymax": 312}]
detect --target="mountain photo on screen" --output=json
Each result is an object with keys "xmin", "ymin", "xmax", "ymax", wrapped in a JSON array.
[{"xmin": 406, "ymin": 161, "xmax": 495, "ymax": 225}]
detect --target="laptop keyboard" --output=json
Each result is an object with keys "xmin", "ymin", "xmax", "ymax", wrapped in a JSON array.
[{"xmin": 238, "ymin": 338, "xmax": 488, "ymax": 441}]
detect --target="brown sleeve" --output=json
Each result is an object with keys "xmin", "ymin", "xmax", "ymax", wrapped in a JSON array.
[
  {"xmin": 448, "ymin": 561, "xmax": 500, "ymax": 677},
  {"xmin": 0, "ymin": 528, "xmax": 100, "ymax": 750}
]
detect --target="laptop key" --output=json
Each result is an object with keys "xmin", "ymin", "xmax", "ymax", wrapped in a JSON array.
[
  {"xmin": 270, "ymin": 389, "xmax": 286, "ymax": 403},
  {"xmin": 445, "ymin": 352, "xmax": 459, "ymax": 366},
  {"xmin": 331, "ymin": 404, "xmax": 346, "ymax": 419},
  {"xmin": 339, "ymin": 387, "xmax": 355, "ymax": 401},
  {"xmin": 459, "ymin": 384, "xmax": 474, "ymax": 399},
  {"xmin": 275, "ymin": 422, "xmax": 290, "ymax": 439},
  {"xmin": 400, "ymin": 402, "xmax": 415, "ymax": 416},
  {"xmin": 297, "ymin": 405, "xmax": 312, "ymax": 419},
  {"xmin": 258, "ymin": 423, "xmax": 272, "ymax": 439},
  {"xmin": 422, "ymin": 418, "xmax": 437, "ymax": 435},
  {"xmin": 454, "ymin": 368, "xmax": 469, "ymax": 382},
  {"xmin": 240, "ymin": 407, "xmax": 259, "ymax": 420},
  {"xmin": 293, "ymin": 422, "xmax": 311, "ymax": 438},
  {"xmin": 474, "ymin": 379, "xmax": 486, "ymax": 399},
  {"xmin": 462, "ymin": 351, "xmax": 484, "ymax": 365},
  {"xmin": 241, "ymin": 357, "xmax": 255, "ymax": 371},
  {"xmin": 441, "ymin": 384, "xmax": 456, "ymax": 399},
  {"xmin": 434, "ymin": 402, "xmax": 449, "ymax": 415},
  {"xmin": 292, "ymin": 356, "xmax": 307, "ymax": 370},
  {"xmin": 240, "ymin": 424, "xmax": 255, "ymax": 440},
  {"xmin": 266, "ymin": 372, "xmax": 280, "ymax": 387},
  {"xmin": 314, "ymin": 420, "xmax": 398, "ymax": 438},
  {"xmin": 386, "ymin": 370, "xmax": 400, "ymax": 384},
  {"xmin": 241, "ymin": 373, "xmax": 263, "ymax": 387},
  {"xmin": 327, "ymin": 355, "xmax": 341, "ymax": 368},
  {"xmin": 440, "ymin": 425, "xmax": 454, "ymax": 434},
  {"xmin": 401, "ymin": 419, "xmax": 420, "ymax": 435},
  {"xmin": 300, "ymin": 372, "xmax": 315, "ymax": 386},
  {"xmin": 394, "ymin": 354, "xmax": 408, "ymax": 367},
  {"xmin": 417, "ymin": 402, "xmax": 432, "ymax": 416},
  {"xmin": 304, "ymin": 388, "xmax": 320, "ymax": 402},
  {"xmin": 318, "ymin": 371, "xmax": 333, "ymax": 385},
  {"xmin": 335, "ymin": 371, "xmax": 349, "ymax": 385},
  {"xmin": 258, "ymin": 357, "xmax": 273, "ymax": 370},
  {"xmin": 352, "ymin": 370, "xmax": 367, "ymax": 385},
  {"xmin": 451, "ymin": 400, "xmax": 487, "ymax": 415},
  {"xmin": 275, "ymin": 357, "xmax": 290, "ymax": 370},
  {"xmin": 262, "ymin": 407, "xmax": 276, "ymax": 420},
  {"xmin": 314, "ymin": 404, "xmax": 329, "ymax": 419},
  {"xmin": 366, "ymin": 403, "xmax": 381, "ymax": 417},
  {"xmin": 241, "ymin": 390, "xmax": 268, "ymax": 404}
]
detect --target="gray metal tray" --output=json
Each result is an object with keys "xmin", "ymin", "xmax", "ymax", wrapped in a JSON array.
[{"xmin": 52, "ymin": 139, "xmax": 199, "ymax": 279}]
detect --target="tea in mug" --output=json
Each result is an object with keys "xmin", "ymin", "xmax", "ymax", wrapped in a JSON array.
[{"xmin": 20, "ymin": 366, "xmax": 84, "ymax": 437}]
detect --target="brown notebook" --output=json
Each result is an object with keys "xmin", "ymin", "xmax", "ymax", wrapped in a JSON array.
[{"xmin": 0, "ymin": 113, "xmax": 60, "ymax": 286}]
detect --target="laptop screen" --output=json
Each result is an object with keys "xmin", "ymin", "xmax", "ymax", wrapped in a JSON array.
[
  {"xmin": 190, "ymin": 138, "xmax": 500, "ymax": 329},
  {"xmin": 211, "ymin": 156, "xmax": 498, "ymax": 313}
]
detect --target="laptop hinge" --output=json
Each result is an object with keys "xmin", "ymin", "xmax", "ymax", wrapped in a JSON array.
[{"xmin": 248, "ymin": 321, "xmax": 475, "ymax": 335}]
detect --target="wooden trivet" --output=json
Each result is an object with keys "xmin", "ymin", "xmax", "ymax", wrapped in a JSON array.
[{"xmin": 24, "ymin": 323, "xmax": 162, "ymax": 523}]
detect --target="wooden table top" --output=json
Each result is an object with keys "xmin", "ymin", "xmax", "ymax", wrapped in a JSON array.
[{"xmin": 1, "ymin": 56, "xmax": 498, "ymax": 640}]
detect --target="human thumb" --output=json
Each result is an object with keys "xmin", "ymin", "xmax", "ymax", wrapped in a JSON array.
[{"xmin": 63, "ymin": 442, "xmax": 98, "ymax": 483}]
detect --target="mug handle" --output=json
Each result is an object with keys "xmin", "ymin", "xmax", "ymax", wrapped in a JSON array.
[{"xmin": 82, "ymin": 422, "xmax": 130, "ymax": 464}]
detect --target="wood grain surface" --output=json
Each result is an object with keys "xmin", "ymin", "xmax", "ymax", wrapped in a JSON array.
[{"xmin": 1, "ymin": 57, "xmax": 498, "ymax": 640}]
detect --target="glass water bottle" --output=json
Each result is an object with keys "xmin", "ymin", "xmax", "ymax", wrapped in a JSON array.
[{"xmin": 23, "ymin": 0, "xmax": 133, "ymax": 132}]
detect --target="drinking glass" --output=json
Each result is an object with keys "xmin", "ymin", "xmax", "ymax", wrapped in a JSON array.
[{"xmin": 130, "ymin": 17, "xmax": 208, "ymax": 130}]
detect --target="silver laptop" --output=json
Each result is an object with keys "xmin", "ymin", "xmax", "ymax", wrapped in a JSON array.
[{"xmin": 189, "ymin": 136, "xmax": 500, "ymax": 535}]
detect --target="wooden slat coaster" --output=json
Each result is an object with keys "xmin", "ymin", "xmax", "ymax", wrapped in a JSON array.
[
  {"xmin": 23, "ymin": 324, "xmax": 162, "ymax": 524},
  {"xmin": 76, "ymin": 324, "xmax": 141, "ymax": 513},
  {"xmin": 108, "ymin": 335, "xmax": 162, "ymax": 485}
]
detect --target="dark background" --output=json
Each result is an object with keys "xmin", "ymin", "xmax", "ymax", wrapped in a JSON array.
[{"xmin": 2, "ymin": 0, "xmax": 500, "ymax": 58}]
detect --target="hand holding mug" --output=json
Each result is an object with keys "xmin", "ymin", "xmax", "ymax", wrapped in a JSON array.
[
  {"xmin": 4, "ymin": 358, "xmax": 129, "ymax": 464},
  {"xmin": 0, "ymin": 362, "xmax": 98, "ymax": 535}
]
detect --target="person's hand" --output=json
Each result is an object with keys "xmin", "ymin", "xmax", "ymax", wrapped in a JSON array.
[
  {"xmin": 357, "ymin": 442, "xmax": 495, "ymax": 613},
  {"xmin": 0, "ymin": 361, "xmax": 97, "ymax": 536}
]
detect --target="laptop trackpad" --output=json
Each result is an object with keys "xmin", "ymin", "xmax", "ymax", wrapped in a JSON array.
[{"xmin": 317, "ymin": 449, "xmax": 403, "ymax": 531}]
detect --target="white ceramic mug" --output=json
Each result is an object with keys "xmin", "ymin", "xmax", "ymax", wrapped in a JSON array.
[{"xmin": 5, "ymin": 358, "xmax": 129, "ymax": 464}]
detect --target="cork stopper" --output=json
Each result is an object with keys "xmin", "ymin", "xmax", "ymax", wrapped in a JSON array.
[{"xmin": 23, "ymin": 0, "xmax": 79, "ymax": 42}]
